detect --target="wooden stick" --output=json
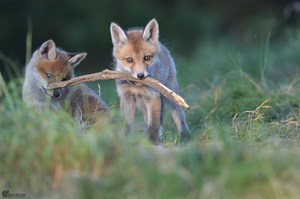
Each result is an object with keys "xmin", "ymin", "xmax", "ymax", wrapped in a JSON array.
[{"xmin": 47, "ymin": 69, "xmax": 190, "ymax": 109}]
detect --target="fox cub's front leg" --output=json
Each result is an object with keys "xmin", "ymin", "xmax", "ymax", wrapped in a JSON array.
[
  {"xmin": 120, "ymin": 92, "xmax": 136, "ymax": 130},
  {"xmin": 69, "ymin": 87, "xmax": 108, "ymax": 125},
  {"xmin": 145, "ymin": 94, "xmax": 162, "ymax": 144}
]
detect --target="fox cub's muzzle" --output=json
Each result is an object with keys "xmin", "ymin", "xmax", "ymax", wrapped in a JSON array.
[
  {"xmin": 53, "ymin": 88, "xmax": 62, "ymax": 98},
  {"xmin": 137, "ymin": 73, "xmax": 146, "ymax": 79}
]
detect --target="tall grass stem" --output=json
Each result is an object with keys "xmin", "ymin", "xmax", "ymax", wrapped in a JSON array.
[{"xmin": 26, "ymin": 16, "xmax": 33, "ymax": 65}]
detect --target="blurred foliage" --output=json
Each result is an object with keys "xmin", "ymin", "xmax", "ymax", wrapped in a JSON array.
[
  {"xmin": 2, "ymin": 2, "xmax": 300, "ymax": 197},
  {"xmin": 1, "ymin": 0, "xmax": 300, "ymax": 77}
]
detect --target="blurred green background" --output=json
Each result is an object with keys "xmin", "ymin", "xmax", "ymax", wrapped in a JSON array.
[
  {"xmin": 2, "ymin": 1, "xmax": 300, "ymax": 198},
  {"xmin": 2, "ymin": 0, "xmax": 300, "ymax": 106},
  {"xmin": 1, "ymin": 0, "xmax": 300, "ymax": 75}
]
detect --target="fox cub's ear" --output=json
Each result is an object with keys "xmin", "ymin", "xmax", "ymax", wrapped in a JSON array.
[
  {"xmin": 39, "ymin": 40, "xmax": 56, "ymax": 60},
  {"xmin": 68, "ymin": 53, "xmax": 87, "ymax": 67},
  {"xmin": 110, "ymin": 23, "xmax": 128, "ymax": 45},
  {"xmin": 143, "ymin": 19, "xmax": 159, "ymax": 43}
]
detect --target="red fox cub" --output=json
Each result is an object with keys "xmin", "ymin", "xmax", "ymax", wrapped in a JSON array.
[
  {"xmin": 22, "ymin": 40, "xmax": 108, "ymax": 124},
  {"xmin": 110, "ymin": 19, "xmax": 191, "ymax": 143}
]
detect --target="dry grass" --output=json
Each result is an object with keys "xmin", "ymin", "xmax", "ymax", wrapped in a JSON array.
[{"xmin": 1, "ymin": 31, "xmax": 300, "ymax": 198}]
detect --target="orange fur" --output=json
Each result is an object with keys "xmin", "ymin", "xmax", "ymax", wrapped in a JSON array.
[
  {"xmin": 110, "ymin": 19, "xmax": 191, "ymax": 143},
  {"xmin": 23, "ymin": 40, "xmax": 108, "ymax": 125}
]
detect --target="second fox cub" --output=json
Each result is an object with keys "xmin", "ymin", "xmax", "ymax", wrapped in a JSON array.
[
  {"xmin": 110, "ymin": 19, "xmax": 191, "ymax": 143},
  {"xmin": 22, "ymin": 40, "xmax": 108, "ymax": 124}
]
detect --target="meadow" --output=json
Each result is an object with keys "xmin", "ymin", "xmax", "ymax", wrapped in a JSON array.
[{"xmin": 1, "ymin": 30, "xmax": 300, "ymax": 199}]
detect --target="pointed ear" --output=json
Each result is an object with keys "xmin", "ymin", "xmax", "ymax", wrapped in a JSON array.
[
  {"xmin": 39, "ymin": 40, "xmax": 56, "ymax": 60},
  {"xmin": 110, "ymin": 22, "xmax": 128, "ymax": 45},
  {"xmin": 143, "ymin": 19, "xmax": 159, "ymax": 43},
  {"xmin": 68, "ymin": 53, "xmax": 87, "ymax": 67}
]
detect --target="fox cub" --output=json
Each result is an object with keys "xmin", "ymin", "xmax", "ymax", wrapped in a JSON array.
[
  {"xmin": 22, "ymin": 40, "xmax": 108, "ymax": 124},
  {"xmin": 110, "ymin": 19, "xmax": 191, "ymax": 143}
]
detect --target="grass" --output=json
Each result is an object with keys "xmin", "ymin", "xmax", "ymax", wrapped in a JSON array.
[{"xmin": 1, "ymin": 31, "xmax": 300, "ymax": 198}]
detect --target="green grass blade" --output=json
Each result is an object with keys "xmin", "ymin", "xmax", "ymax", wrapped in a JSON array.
[
  {"xmin": 25, "ymin": 16, "xmax": 32, "ymax": 65},
  {"xmin": 0, "ymin": 72, "xmax": 15, "ymax": 111}
]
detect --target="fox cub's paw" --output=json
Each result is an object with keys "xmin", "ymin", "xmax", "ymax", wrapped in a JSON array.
[{"xmin": 179, "ymin": 131, "xmax": 192, "ymax": 144}]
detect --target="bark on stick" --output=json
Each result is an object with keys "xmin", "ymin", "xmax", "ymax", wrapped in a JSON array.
[{"xmin": 47, "ymin": 69, "xmax": 190, "ymax": 109}]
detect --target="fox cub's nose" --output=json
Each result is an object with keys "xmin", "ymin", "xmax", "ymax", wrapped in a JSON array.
[
  {"xmin": 137, "ymin": 73, "xmax": 145, "ymax": 79},
  {"xmin": 53, "ymin": 88, "xmax": 61, "ymax": 98}
]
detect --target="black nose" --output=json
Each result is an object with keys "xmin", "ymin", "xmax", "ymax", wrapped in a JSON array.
[
  {"xmin": 53, "ymin": 88, "xmax": 61, "ymax": 98},
  {"xmin": 137, "ymin": 73, "xmax": 145, "ymax": 79}
]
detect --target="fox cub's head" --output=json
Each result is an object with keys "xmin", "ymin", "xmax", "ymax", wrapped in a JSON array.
[
  {"xmin": 31, "ymin": 40, "xmax": 86, "ymax": 98},
  {"xmin": 110, "ymin": 19, "xmax": 159, "ymax": 79}
]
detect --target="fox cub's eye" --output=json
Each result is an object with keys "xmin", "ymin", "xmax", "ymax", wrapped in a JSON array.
[
  {"xmin": 144, "ymin": 55, "xmax": 152, "ymax": 61},
  {"xmin": 46, "ymin": 72, "xmax": 53, "ymax": 79},
  {"xmin": 125, "ymin": 57, "xmax": 133, "ymax": 64}
]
